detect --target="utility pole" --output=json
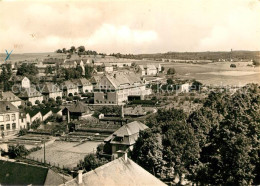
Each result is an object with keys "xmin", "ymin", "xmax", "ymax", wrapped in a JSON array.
[
  {"xmin": 42, "ymin": 139, "xmax": 46, "ymax": 165},
  {"xmin": 44, "ymin": 141, "xmax": 46, "ymax": 164}
]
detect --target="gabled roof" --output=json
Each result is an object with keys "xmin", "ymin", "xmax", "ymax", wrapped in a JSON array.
[
  {"xmin": 18, "ymin": 88, "xmax": 42, "ymax": 98},
  {"xmin": 63, "ymin": 157, "xmax": 166, "ymax": 186},
  {"xmin": 101, "ymin": 72, "xmax": 143, "ymax": 89},
  {"xmin": 26, "ymin": 107, "xmax": 61, "ymax": 117},
  {"xmin": 67, "ymin": 101, "xmax": 92, "ymax": 113},
  {"xmin": 104, "ymin": 121, "xmax": 148, "ymax": 145},
  {"xmin": 26, "ymin": 109, "xmax": 42, "ymax": 117},
  {"xmin": 73, "ymin": 78, "xmax": 91, "ymax": 86},
  {"xmin": 0, "ymin": 101, "xmax": 19, "ymax": 113},
  {"xmin": 0, "ymin": 160, "xmax": 65, "ymax": 186},
  {"xmin": 41, "ymin": 83, "xmax": 61, "ymax": 93},
  {"xmin": 90, "ymin": 75, "xmax": 102, "ymax": 84},
  {"xmin": 62, "ymin": 80, "xmax": 77, "ymax": 90},
  {"xmin": 10, "ymin": 76, "xmax": 28, "ymax": 82},
  {"xmin": 0, "ymin": 91, "xmax": 21, "ymax": 102},
  {"xmin": 114, "ymin": 121, "xmax": 148, "ymax": 136}
]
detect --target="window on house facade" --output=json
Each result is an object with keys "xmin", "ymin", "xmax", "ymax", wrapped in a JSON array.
[
  {"xmin": 0, "ymin": 115, "xmax": 3, "ymax": 122},
  {"xmin": 6, "ymin": 124, "xmax": 10, "ymax": 130},
  {"xmin": 12, "ymin": 123, "xmax": 16, "ymax": 129},
  {"xmin": 5, "ymin": 115, "xmax": 10, "ymax": 121},
  {"xmin": 11, "ymin": 114, "xmax": 16, "ymax": 121},
  {"xmin": 0, "ymin": 125, "xmax": 4, "ymax": 130}
]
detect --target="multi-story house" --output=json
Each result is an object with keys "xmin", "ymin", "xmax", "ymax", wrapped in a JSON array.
[
  {"xmin": 74, "ymin": 78, "xmax": 93, "ymax": 93},
  {"xmin": 11, "ymin": 76, "xmax": 31, "ymax": 89},
  {"xmin": 0, "ymin": 91, "xmax": 22, "ymax": 108},
  {"xmin": 0, "ymin": 101, "xmax": 20, "ymax": 136},
  {"xmin": 41, "ymin": 82, "xmax": 63, "ymax": 100},
  {"xmin": 18, "ymin": 87, "xmax": 44, "ymax": 105},
  {"xmin": 61, "ymin": 80, "xmax": 79, "ymax": 97},
  {"xmin": 104, "ymin": 121, "xmax": 148, "ymax": 156},
  {"xmin": 94, "ymin": 72, "xmax": 151, "ymax": 105},
  {"xmin": 137, "ymin": 64, "xmax": 161, "ymax": 76}
]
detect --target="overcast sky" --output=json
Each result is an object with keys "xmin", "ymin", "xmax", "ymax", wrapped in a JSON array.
[{"xmin": 0, "ymin": 0, "xmax": 259, "ymax": 54}]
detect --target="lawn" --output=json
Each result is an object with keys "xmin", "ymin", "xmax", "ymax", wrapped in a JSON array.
[
  {"xmin": 28, "ymin": 141, "xmax": 101, "ymax": 169},
  {"xmin": 163, "ymin": 62, "xmax": 260, "ymax": 86}
]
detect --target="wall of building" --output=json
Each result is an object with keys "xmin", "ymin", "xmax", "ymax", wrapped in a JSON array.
[
  {"xmin": 82, "ymin": 85, "xmax": 93, "ymax": 93},
  {"xmin": 0, "ymin": 112, "xmax": 20, "ymax": 135},
  {"xmin": 21, "ymin": 77, "xmax": 30, "ymax": 88},
  {"xmin": 29, "ymin": 96, "xmax": 44, "ymax": 105},
  {"xmin": 49, "ymin": 92, "xmax": 63, "ymax": 100},
  {"xmin": 94, "ymin": 92, "xmax": 117, "ymax": 104},
  {"xmin": 10, "ymin": 100, "xmax": 22, "ymax": 108}
]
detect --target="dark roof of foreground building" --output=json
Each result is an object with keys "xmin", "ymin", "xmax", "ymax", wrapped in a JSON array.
[
  {"xmin": 0, "ymin": 101, "xmax": 18, "ymax": 114},
  {"xmin": 0, "ymin": 160, "xmax": 66, "ymax": 185},
  {"xmin": 63, "ymin": 157, "xmax": 166, "ymax": 186}
]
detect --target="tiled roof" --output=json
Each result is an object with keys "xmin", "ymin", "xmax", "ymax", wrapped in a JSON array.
[
  {"xmin": 104, "ymin": 121, "xmax": 148, "ymax": 145},
  {"xmin": 41, "ymin": 83, "xmax": 61, "ymax": 93},
  {"xmin": 62, "ymin": 80, "xmax": 77, "ymax": 89},
  {"xmin": 76, "ymin": 78, "xmax": 91, "ymax": 86},
  {"xmin": 0, "ymin": 101, "xmax": 18, "ymax": 113},
  {"xmin": 67, "ymin": 101, "xmax": 92, "ymax": 113},
  {"xmin": 18, "ymin": 88, "xmax": 42, "ymax": 98},
  {"xmin": 103, "ymin": 72, "xmax": 143, "ymax": 89},
  {"xmin": 0, "ymin": 91, "xmax": 21, "ymax": 102},
  {"xmin": 63, "ymin": 157, "xmax": 166, "ymax": 186}
]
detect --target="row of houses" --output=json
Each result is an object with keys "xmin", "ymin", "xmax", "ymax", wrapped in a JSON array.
[
  {"xmin": 0, "ymin": 100, "xmax": 64, "ymax": 136},
  {"xmin": 6, "ymin": 76, "xmax": 94, "ymax": 106}
]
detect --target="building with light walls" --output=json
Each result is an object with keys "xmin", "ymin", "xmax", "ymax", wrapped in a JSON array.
[
  {"xmin": 0, "ymin": 101, "xmax": 20, "ymax": 136},
  {"xmin": 41, "ymin": 82, "xmax": 63, "ymax": 100},
  {"xmin": 17, "ymin": 87, "xmax": 44, "ymax": 105},
  {"xmin": 0, "ymin": 91, "xmax": 22, "ymax": 108},
  {"xmin": 94, "ymin": 71, "xmax": 151, "ymax": 105}
]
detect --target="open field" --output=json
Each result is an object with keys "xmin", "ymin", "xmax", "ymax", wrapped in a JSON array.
[
  {"xmin": 28, "ymin": 141, "xmax": 101, "ymax": 169},
  {"xmin": 163, "ymin": 62, "xmax": 260, "ymax": 86}
]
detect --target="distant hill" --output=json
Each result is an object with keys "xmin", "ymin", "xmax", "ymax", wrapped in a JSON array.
[{"xmin": 127, "ymin": 51, "xmax": 260, "ymax": 61}]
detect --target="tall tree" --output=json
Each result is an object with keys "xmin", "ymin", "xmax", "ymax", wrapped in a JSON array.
[{"xmin": 131, "ymin": 129, "xmax": 166, "ymax": 178}]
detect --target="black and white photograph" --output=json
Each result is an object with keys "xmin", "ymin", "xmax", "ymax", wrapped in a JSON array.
[{"xmin": 0, "ymin": 0, "xmax": 259, "ymax": 185}]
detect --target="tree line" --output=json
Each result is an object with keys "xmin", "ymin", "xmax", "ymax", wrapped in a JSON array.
[{"xmin": 56, "ymin": 46, "xmax": 103, "ymax": 56}]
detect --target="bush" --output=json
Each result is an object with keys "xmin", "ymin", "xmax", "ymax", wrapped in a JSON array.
[
  {"xmin": 130, "ymin": 100, "xmax": 157, "ymax": 105},
  {"xmin": 167, "ymin": 67, "xmax": 176, "ymax": 75},
  {"xmin": 252, "ymin": 59, "xmax": 260, "ymax": 66},
  {"xmin": 31, "ymin": 119, "xmax": 41, "ymax": 130},
  {"xmin": 8, "ymin": 144, "xmax": 29, "ymax": 158},
  {"xmin": 18, "ymin": 129, "xmax": 28, "ymax": 136},
  {"xmin": 77, "ymin": 154, "xmax": 107, "ymax": 171},
  {"xmin": 27, "ymin": 101, "xmax": 32, "ymax": 107}
]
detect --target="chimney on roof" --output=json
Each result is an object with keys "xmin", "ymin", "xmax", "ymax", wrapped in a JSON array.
[
  {"xmin": 77, "ymin": 170, "xmax": 83, "ymax": 184},
  {"xmin": 123, "ymin": 152, "xmax": 128, "ymax": 161}
]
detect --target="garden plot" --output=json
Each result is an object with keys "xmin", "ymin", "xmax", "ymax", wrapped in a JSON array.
[{"xmin": 28, "ymin": 141, "xmax": 101, "ymax": 169}]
